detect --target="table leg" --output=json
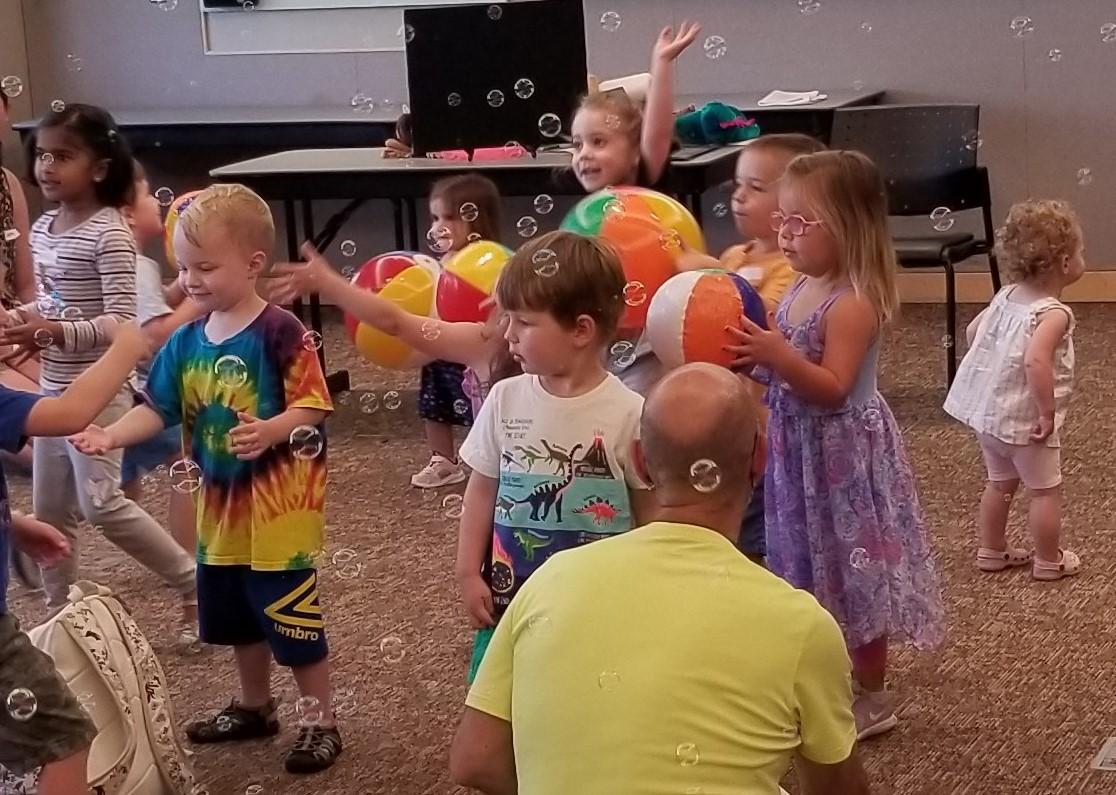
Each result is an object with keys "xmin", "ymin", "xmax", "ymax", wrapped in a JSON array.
[
  {"xmin": 283, "ymin": 200, "xmax": 305, "ymax": 322},
  {"xmin": 406, "ymin": 198, "xmax": 420, "ymax": 251},
  {"xmin": 391, "ymin": 198, "xmax": 405, "ymax": 251}
]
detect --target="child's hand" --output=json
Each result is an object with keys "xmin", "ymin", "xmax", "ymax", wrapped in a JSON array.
[
  {"xmin": 0, "ymin": 314, "xmax": 63, "ymax": 350},
  {"xmin": 69, "ymin": 424, "xmax": 114, "ymax": 456},
  {"xmin": 652, "ymin": 20, "xmax": 701, "ymax": 65},
  {"xmin": 269, "ymin": 242, "xmax": 333, "ymax": 305},
  {"xmin": 229, "ymin": 411, "xmax": 279, "ymax": 460},
  {"xmin": 383, "ymin": 138, "xmax": 413, "ymax": 159},
  {"xmin": 459, "ymin": 573, "xmax": 496, "ymax": 629},
  {"xmin": 11, "ymin": 514, "xmax": 70, "ymax": 566},
  {"xmin": 1030, "ymin": 412, "xmax": 1055, "ymax": 442},
  {"xmin": 724, "ymin": 311, "xmax": 787, "ymax": 368}
]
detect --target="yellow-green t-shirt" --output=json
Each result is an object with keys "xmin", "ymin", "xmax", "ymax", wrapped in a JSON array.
[{"xmin": 466, "ymin": 522, "xmax": 856, "ymax": 795}]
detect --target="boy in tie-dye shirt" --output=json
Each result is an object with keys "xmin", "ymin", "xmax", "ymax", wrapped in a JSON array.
[{"xmin": 70, "ymin": 184, "xmax": 341, "ymax": 774}]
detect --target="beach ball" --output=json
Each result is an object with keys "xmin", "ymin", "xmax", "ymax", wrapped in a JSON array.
[
  {"xmin": 436, "ymin": 240, "xmax": 512, "ymax": 323},
  {"xmin": 163, "ymin": 190, "xmax": 203, "ymax": 267},
  {"xmin": 561, "ymin": 186, "xmax": 706, "ymax": 330},
  {"xmin": 345, "ymin": 251, "xmax": 439, "ymax": 369},
  {"xmin": 646, "ymin": 269, "xmax": 767, "ymax": 371}
]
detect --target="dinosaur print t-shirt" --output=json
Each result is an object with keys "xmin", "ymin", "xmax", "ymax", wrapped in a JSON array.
[{"xmin": 460, "ymin": 373, "xmax": 647, "ymax": 617}]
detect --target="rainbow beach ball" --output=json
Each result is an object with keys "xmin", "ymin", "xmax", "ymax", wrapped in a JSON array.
[
  {"xmin": 163, "ymin": 189, "xmax": 203, "ymax": 268},
  {"xmin": 345, "ymin": 251, "xmax": 439, "ymax": 370},
  {"xmin": 646, "ymin": 269, "xmax": 767, "ymax": 371}
]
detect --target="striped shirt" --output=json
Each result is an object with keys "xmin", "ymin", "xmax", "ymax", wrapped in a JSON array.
[
  {"xmin": 27, "ymin": 207, "xmax": 137, "ymax": 391},
  {"xmin": 943, "ymin": 285, "xmax": 1074, "ymax": 447}
]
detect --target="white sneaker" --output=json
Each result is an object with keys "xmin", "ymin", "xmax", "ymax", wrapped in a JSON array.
[
  {"xmin": 411, "ymin": 455, "xmax": 467, "ymax": 489},
  {"xmin": 853, "ymin": 689, "xmax": 898, "ymax": 741}
]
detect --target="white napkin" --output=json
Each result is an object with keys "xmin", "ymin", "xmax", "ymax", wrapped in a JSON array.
[{"xmin": 757, "ymin": 90, "xmax": 829, "ymax": 107}]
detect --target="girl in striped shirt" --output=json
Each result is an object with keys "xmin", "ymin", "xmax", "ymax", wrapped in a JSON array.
[{"xmin": 1, "ymin": 104, "xmax": 196, "ymax": 620}]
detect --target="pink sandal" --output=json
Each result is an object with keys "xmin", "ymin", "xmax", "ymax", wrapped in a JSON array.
[
  {"xmin": 976, "ymin": 546, "xmax": 1032, "ymax": 572},
  {"xmin": 1032, "ymin": 549, "xmax": 1081, "ymax": 581}
]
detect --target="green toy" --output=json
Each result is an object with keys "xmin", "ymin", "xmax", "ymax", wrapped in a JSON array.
[{"xmin": 674, "ymin": 101, "xmax": 761, "ymax": 146}]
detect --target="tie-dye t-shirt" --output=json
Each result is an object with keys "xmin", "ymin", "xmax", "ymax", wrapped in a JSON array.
[{"xmin": 144, "ymin": 304, "xmax": 332, "ymax": 571}]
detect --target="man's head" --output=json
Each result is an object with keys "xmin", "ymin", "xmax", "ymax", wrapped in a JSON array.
[
  {"xmin": 637, "ymin": 364, "xmax": 763, "ymax": 535},
  {"xmin": 173, "ymin": 183, "xmax": 274, "ymax": 312}
]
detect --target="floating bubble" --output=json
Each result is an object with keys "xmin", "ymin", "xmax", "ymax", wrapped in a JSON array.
[
  {"xmin": 467, "ymin": 233, "xmax": 482, "ymax": 243},
  {"xmin": 600, "ymin": 10, "xmax": 622, "ymax": 32},
  {"xmin": 459, "ymin": 202, "xmax": 479, "ymax": 223},
  {"xmin": 660, "ymin": 230, "xmax": 683, "ymax": 253},
  {"xmin": 216, "ymin": 715, "xmax": 233, "ymax": 733},
  {"xmin": 358, "ymin": 392, "xmax": 379, "ymax": 414},
  {"xmin": 514, "ymin": 78, "xmax": 536, "ymax": 100},
  {"xmin": 531, "ymin": 248, "xmax": 560, "ymax": 278},
  {"xmin": 50, "ymin": 99, "xmax": 66, "ymax": 113},
  {"xmin": 676, "ymin": 742, "xmax": 702, "ymax": 767},
  {"xmin": 703, "ymin": 35, "xmax": 728, "ymax": 59},
  {"xmin": 453, "ymin": 398, "xmax": 470, "ymax": 416},
  {"xmin": 383, "ymin": 390, "xmax": 402, "ymax": 410},
  {"xmin": 350, "ymin": 92, "xmax": 375, "ymax": 113},
  {"xmin": 516, "ymin": 216, "xmax": 538, "ymax": 238},
  {"xmin": 860, "ymin": 21, "xmax": 873, "ymax": 33},
  {"xmin": 151, "ymin": 0, "xmax": 179, "ymax": 8},
  {"xmin": 154, "ymin": 186, "xmax": 175, "ymax": 207},
  {"xmin": 533, "ymin": 194, "xmax": 554, "ymax": 215},
  {"xmin": 421, "ymin": 319, "xmax": 441, "ymax": 341},
  {"xmin": 863, "ymin": 408, "xmax": 883, "ymax": 433},
  {"xmin": 487, "ymin": 4, "xmax": 502, "ymax": 20},
  {"xmin": 486, "ymin": 89, "xmax": 505, "ymax": 109},
  {"xmin": 609, "ymin": 340, "xmax": 637, "ymax": 369},
  {"xmin": 427, "ymin": 227, "xmax": 453, "ymax": 254},
  {"xmin": 623, "ymin": 281, "xmax": 647, "ymax": 307},
  {"xmin": 39, "ymin": 152, "xmax": 55, "ymax": 166},
  {"xmin": 527, "ymin": 615, "xmax": 551, "ymax": 633},
  {"xmin": 239, "ymin": 0, "xmax": 255, "ymax": 8},
  {"xmin": 339, "ymin": 239, "xmax": 358, "ymax": 258},
  {"xmin": 849, "ymin": 547, "xmax": 870, "ymax": 570},
  {"xmin": 448, "ymin": 92, "xmax": 463, "ymax": 108},
  {"xmin": 689, "ymin": 459, "xmax": 722, "ymax": 493},
  {"xmin": 169, "ymin": 458, "xmax": 203, "ymax": 494},
  {"xmin": 604, "ymin": 113, "xmax": 621, "ymax": 130},
  {"xmin": 597, "ymin": 671, "xmax": 621, "ymax": 691},
  {"xmin": 341, "ymin": 266, "xmax": 355, "ymax": 280},
  {"xmin": 401, "ymin": 24, "xmax": 415, "ymax": 44},
  {"xmin": 6, "ymin": 688, "xmax": 37, "ymax": 721},
  {"xmin": 302, "ymin": 330, "xmax": 323, "ymax": 352},
  {"xmin": 962, "ymin": 129, "xmax": 983, "ymax": 152},
  {"xmin": 1048, "ymin": 48, "xmax": 1063, "ymax": 63},
  {"xmin": 603, "ymin": 199, "xmax": 624, "ymax": 215},
  {"xmin": 65, "ymin": 54, "xmax": 83, "ymax": 73},
  {"xmin": 1077, "ymin": 167, "xmax": 1094, "ymax": 187},
  {"xmin": 76, "ymin": 692, "xmax": 95, "ymax": 714},
  {"xmin": 442, "ymin": 493, "xmax": 464, "ymax": 519},
  {"xmin": 331, "ymin": 548, "xmax": 364, "ymax": 579},
  {"xmin": 0, "ymin": 75, "xmax": 23, "ymax": 99},
  {"xmin": 798, "ymin": 0, "xmax": 821, "ymax": 15},
  {"xmin": 32, "ymin": 328, "xmax": 54, "ymax": 348},
  {"xmin": 85, "ymin": 476, "xmax": 115, "ymax": 509},
  {"xmin": 289, "ymin": 426, "xmax": 324, "ymax": 460},
  {"xmin": 940, "ymin": 334, "xmax": 954, "ymax": 350},
  {"xmin": 712, "ymin": 202, "xmax": 729, "ymax": 219},
  {"xmin": 538, "ymin": 113, "xmax": 563, "ymax": 138},
  {"xmin": 60, "ymin": 306, "xmax": 82, "ymax": 321},
  {"xmin": 929, "ymin": 206, "xmax": 955, "ymax": 232},
  {"xmin": 380, "ymin": 635, "xmax": 406, "ymax": 664},
  {"xmin": 1103, "ymin": 22, "xmax": 1116, "ymax": 43},
  {"xmin": 295, "ymin": 696, "xmax": 322, "ymax": 726},
  {"xmin": 1009, "ymin": 16, "xmax": 1034, "ymax": 37},
  {"xmin": 245, "ymin": 786, "xmax": 263, "ymax": 795},
  {"xmin": 214, "ymin": 354, "xmax": 249, "ymax": 388}
]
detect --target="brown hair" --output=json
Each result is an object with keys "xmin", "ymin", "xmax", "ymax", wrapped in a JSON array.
[
  {"xmin": 995, "ymin": 200, "xmax": 1081, "ymax": 284},
  {"xmin": 496, "ymin": 230, "xmax": 625, "ymax": 340},
  {"xmin": 178, "ymin": 183, "xmax": 275, "ymax": 260},
  {"xmin": 430, "ymin": 174, "xmax": 502, "ymax": 244},
  {"xmin": 783, "ymin": 150, "xmax": 900, "ymax": 323},
  {"xmin": 745, "ymin": 133, "xmax": 826, "ymax": 161}
]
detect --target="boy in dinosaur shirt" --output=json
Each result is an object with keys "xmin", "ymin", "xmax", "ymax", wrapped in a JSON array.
[{"xmin": 455, "ymin": 232, "xmax": 654, "ymax": 682}]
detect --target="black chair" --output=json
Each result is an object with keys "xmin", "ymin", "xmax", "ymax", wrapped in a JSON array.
[{"xmin": 828, "ymin": 104, "xmax": 1001, "ymax": 385}]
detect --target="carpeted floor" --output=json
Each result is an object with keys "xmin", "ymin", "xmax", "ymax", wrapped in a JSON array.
[{"xmin": 6, "ymin": 303, "xmax": 1116, "ymax": 795}]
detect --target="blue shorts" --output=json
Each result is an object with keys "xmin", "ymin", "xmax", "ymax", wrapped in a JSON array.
[
  {"xmin": 197, "ymin": 564, "xmax": 328, "ymax": 667},
  {"xmin": 121, "ymin": 424, "xmax": 182, "ymax": 484},
  {"xmin": 737, "ymin": 476, "xmax": 766, "ymax": 558},
  {"xmin": 419, "ymin": 360, "xmax": 473, "ymax": 426}
]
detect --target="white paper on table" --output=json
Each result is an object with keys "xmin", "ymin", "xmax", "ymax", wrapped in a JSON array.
[{"xmin": 757, "ymin": 90, "xmax": 829, "ymax": 107}]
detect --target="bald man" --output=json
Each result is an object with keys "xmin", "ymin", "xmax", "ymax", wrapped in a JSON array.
[{"xmin": 451, "ymin": 364, "xmax": 868, "ymax": 795}]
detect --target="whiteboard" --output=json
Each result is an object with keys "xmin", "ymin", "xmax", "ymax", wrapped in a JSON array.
[{"xmin": 200, "ymin": 0, "xmax": 507, "ymax": 55}]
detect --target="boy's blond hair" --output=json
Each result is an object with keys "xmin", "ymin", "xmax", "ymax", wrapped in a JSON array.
[
  {"xmin": 178, "ymin": 183, "xmax": 275, "ymax": 260},
  {"xmin": 496, "ymin": 230, "xmax": 625, "ymax": 341},
  {"xmin": 995, "ymin": 199, "xmax": 1082, "ymax": 284}
]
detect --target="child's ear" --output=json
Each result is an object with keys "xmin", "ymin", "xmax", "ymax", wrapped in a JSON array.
[
  {"xmin": 573, "ymin": 313, "xmax": 598, "ymax": 347},
  {"xmin": 92, "ymin": 158, "xmax": 110, "ymax": 184},
  {"xmin": 248, "ymin": 250, "xmax": 268, "ymax": 274}
]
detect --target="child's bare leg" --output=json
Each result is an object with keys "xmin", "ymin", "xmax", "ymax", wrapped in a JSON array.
[
  {"xmin": 850, "ymin": 636, "xmax": 887, "ymax": 692},
  {"xmin": 291, "ymin": 657, "xmax": 333, "ymax": 725},
  {"xmin": 424, "ymin": 419, "xmax": 456, "ymax": 461},
  {"xmin": 235, "ymin": 641, "xmax": 274, "ymax": 707},
  {"xmin": 979, "ymin": 478, "xmax": 1019, "ymax": 551},
  {"xmin": 1029, "ymin": 485, "xmax": 1062, "ymax": 562},
  {"xmin": 37, "ymin": 749, "xmax": 89, "ymax": 795},
  {"xmin": 167, "ymin": 485, "xmax": 197, "ymax": 554}
]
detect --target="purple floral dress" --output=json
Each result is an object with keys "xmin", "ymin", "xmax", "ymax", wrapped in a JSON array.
[{"xmin": 759, "ymin": 280, "xmax": 945, "ymax": 651}]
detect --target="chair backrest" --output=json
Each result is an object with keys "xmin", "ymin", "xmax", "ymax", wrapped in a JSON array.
[{"xmin": 828, "ymin": 104, "xmax": 985, "ymax": 217}]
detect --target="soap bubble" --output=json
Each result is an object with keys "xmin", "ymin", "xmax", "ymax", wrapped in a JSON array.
[
  {"xmin": 340, "ymin": 239, "xmax": 357, "ymax": 257},
  {"xmin": 216, "ymin": 715, "xmax": 232, "ymax": 733},
  {"xmin": 383, "ymin": 390, "xmax": 402, "ymax": 410},
  {"xmin": 676, "ymin": 742, "xmax": 702, "ymax": 767},
  {"xmin": 6, "ymin": 688, "xmax": 37, "ymax": 722},
  {"xmin": 712, "ymin": 202, "xmax": 729, "ymax": 219},
  {"xmin": 660, "ymin": 230, "xmax": 683, "ymax": 253},
  {"xmin": 427, "ymin": 227, "xmax": 453, "ymax": 254},
  {"xmin": 214, "ymin": 354, "xmax": 249, "ymax": 388},
  {"xmin": 380, "ymin": 635, "xmax": 406, "ymax": 663},
  {"xmin": 533, "ymin": 194, "xmax": 554, "ymax": 215},
  {"xmin": 169, "ymin": 459, "xmax": 203, "ymax": 494},
  {"xmin": 453, "ymin": 398, "xmax": 469, "ymax": 416},
  {"xmin": 459, "ymin": 202, "xmax": 479, "ymax": 223},
  {"xmin": 940, "ymin": 334, "xmax": 954, "ymax": 350},
  {"xmin": 600, "ymin": 11, "xmax": 622, "ymax": 32},
  {"xmin": 50, "ymin": 99, "xmax": 66, "ymax": 113},
  {"xmin": 448, "ymin": 92, "xmax": 462, "ymax": 108},
  {"xmin": 487, "ymin": 4, "xmax": 502, "ymax": 20},
  {"xmin": 0, "ymin": 75, "xmax": 24, "ymax": 98},
  {"xmin": 1009, "ymin": 16, "xmax": 1034, "ymax": 37},
  {"xmin": 76, "ymin": 692, "xmax": 95, "ymax": 714},
  {"xmin": 487, "ymin": 90, "xmax": 505, "ymax": 109},
  {"xmin": 962, "ymin": 130, "xmax": 983, "ymax": 152},
  {"xmin": 358, "ymin": 392, "xmax": 379, "ymax": 414},
  {"xmin": 245, "ymin": 786, "xmax": 263, "ymax": 795},
  {"xmin": 150, "ymin": 0, "xmax": 180, "ymax": 9},
  {"xmin": 597, "ymin": 671, "xmax": 621, "ymax": 691},
  {"xmin": 689, "ymin": 459, "xmax": 722, "ymax": 493},
  {"xmin": 239, "ymin": 0, "xmax": 255, "ymax": 8},
  {"xmin": 1103, "ymin": 22, "xmax": 1116, "ymax": 43},
  {"xmin": 39, "ymin": 152, "xmax": 55, "ymax": 166},
  {"xmin": 400, "ymin": 24, "xmax": 415, "ymax": 43},
  {"xmin": 514, "ymin": 78, "xmax": 536, "ymax": 100},
  {"xmin": 295, "ymin": 696, "xmax": 322, "ymax": 726},
  {"xmin": 85, "ymin": 476, "xmax": 115, "ymax": 508},
  {"xmin": 863, "ymin": 408, "xmax": 883, "ymax": 432},
  {"xmin": 849, "ymin": 547, "xmax": 870, "ymax": 570},
  {"xmin": 302, "ymin": 330, "xmax": 323, "ymax": 352},
  {"xmin": 155, "ymin": 186, "xmax": 175, "ymax": 207},
  {"xmin": 421, "ymin": 320, "xmax": 441, "ymax": 341},
  {"xmin": 622, "ymin": 281, "xmax": 647, "ymax": 307},
  {"xmin": 65, "ymin": 54, "xmax": 83, "ymax": 73},
  {"xmin": 350, "ymin": 92, "xmax": 375, "ymax": 113},
  {"xmin": 332, "ymin": 549, "xmax": 363, "ymax": 579},
  {"xmin": 531, "ymin": 248, "xmax": 560, "ymax": 278},
  {"xmin": 442, "ymin": 494, "xmax": 464, "ymax": 519},
  {"xmin": 929, "ymin": 206, "xmax": 955, "ymax": 232},
  {"xmin": 538, "ymin": 113, "xmax": 562, "ymax": 138},
  {"xmin": 32, "ymin": 328, "xmax": 54, "ymax": 348},
  {"xmin": 609, "ymin": 340, "xmax": 636, "ymax": 369},
  {"xmin": 1048, "ymin": 48, "xmax": 1063, "ymax": 63},
  {"xmin": 466, "ymin": 233, "xmax": 482, "ymax": 243},
  {"xmin": 860, "ymin": 21, "xmax": 873, "ymax": 33},
  {"xmin": 798, "ymin": 0, "xmax": 821, "ymax": 15},
  {"xmin": 289, "ymin": 426, "xmax": 324, "ymax": 460},
  {"xmin": 703, "ymin": 35, "xmax": 728, "ymax": 59},
  {"xmin": 516, "ymin": 216, "xmax": 538, "ymax": 238},
  {"xmin": 1077, "ymin": 168, "xmax": 1094, "ymax": 187}
]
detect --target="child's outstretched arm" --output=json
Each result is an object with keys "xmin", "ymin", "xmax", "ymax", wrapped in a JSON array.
[
  {"xmin": 69, "ymin": 403, "xmax": 166, "ymax": 456},
  {"xmin": 725, "ymin": 293, "xmax": 878, "ymax": 408},
  {"xmin": 643, "ymin": 21, "xmax": 701, "ymax": 185},
  {"xmin": 270, "ymin": 243, "xmax": 492, "ymax": 370},
  {"xmin": 1024, "ymin": 309, "xmax": 1070, "ymax": 442}
]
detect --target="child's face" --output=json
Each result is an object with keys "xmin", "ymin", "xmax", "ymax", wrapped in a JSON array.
[
  {"xmin": 1063, "ymin": 230, "xmax": 1086, "ymax": 285},
  {"xmin": 33, "ymin": 126, "xmax": 107, "ymax": 205},
  {"xmin": 732, "ymin": 148, "xmax": 788, "ymax": 243},
  {"xmin": 428, "ymin": 197, "xmax": 470, "ymax": 256},
  {"xmin": 775, "ymin": 181, "xmax": 840, "ymax": 278},
  {"xmin": 124, "ymin": 178, "xmax": 164, "ymax": 244},
  {"xmin": 501, "ymin": 306, "xmax": 591, "ymax": 376},
  {"xmin": 570, "ymin": 108, "xmax": 640, "ymax": 193},
  {"xmin": 173, "ymin": 222, "xmax": 264, "ymax": 313}
]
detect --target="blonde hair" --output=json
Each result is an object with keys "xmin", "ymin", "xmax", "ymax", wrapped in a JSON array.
[
  {"xmin": 576, "ymin": 91, "xmax": 642, "ymax": 151},
  {"xmin": 995, "ymin": 199, "xmax": 1081, "ymax": 283},
  {"xmin": 784, "ymin": 150, "xmax": 900, "ymax": 323},
  {"xmin": 178, "ymin": 183, "xmax": 275, "ymax": 260}
]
